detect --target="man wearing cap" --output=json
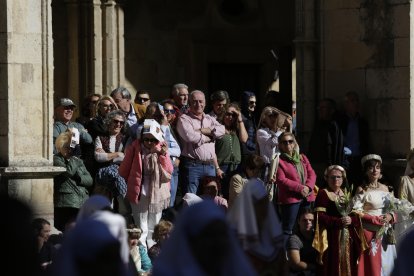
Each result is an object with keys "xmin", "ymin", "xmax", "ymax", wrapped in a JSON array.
[
  {"xmin": 176, "ymin": 90, "xmax": 225, "ymax": 194},
  {"xmin": 53, "ymin": 98, "xmax": 93, "ymax": 155}
]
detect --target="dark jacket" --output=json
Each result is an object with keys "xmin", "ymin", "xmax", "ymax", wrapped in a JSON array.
[
  {"xmin": 53, "ymin": 154, "xmax": 93, "ymax": 209},
  {"xmin": 336, "ymin": 112, "xmax": 370, "ymax": 156},
  {"xmin": 240, "ymin": 91, "xmax": 257, "ymax": 155}
]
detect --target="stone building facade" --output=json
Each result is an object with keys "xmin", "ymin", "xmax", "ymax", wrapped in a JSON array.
[{"xmin": 1, "ymin": 0, "xmax": 413, "ymax": 221}]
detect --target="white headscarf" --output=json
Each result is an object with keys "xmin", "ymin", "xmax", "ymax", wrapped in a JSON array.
[
  {"xmin": 76, "ymin": 195, "xmax": 130, "ymax": 265},
  {"xmin": 76, "ymin": 195, "xmax": 112, "ymax": 222},
  {"xmin": 152, "ymin": 200, "xmax": 256, "ymax": 276},
  {"xmin": 227, "ymin": 178, "xmax": 284, "ymax": 261},
  {"xmin": 182, "ymin": 192, "xmax": 203, "ymax": 207},
  {"xmin": 52, "ymin": 219, "xmax": 131, "ymax": 276}
]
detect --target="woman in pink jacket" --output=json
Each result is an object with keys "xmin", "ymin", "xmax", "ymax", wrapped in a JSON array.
[
  {"xmin": 119, "ymin": 119, "xmax": 173, "ymax": 249},
  {"xmin": 275, "ymin": 132, "xmax": 316, "ymax": 235}
]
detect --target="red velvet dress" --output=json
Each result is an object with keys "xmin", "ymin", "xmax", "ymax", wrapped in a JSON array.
[{"xmin": 313, "ymin": 189, "xmax": 366, "ymax": 276}]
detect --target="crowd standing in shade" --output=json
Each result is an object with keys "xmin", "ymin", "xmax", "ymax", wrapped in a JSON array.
[{"xmin": 43, "ymin": 87, "xmax": 414, "ymax": 276}]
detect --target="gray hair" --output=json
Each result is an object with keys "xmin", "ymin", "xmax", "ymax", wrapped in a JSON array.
[
  {"xmin": 171, "ymin": 83, "xmax": 188, "ymax": 97},
  {"xmin": 104, "ymin": 110, "xmax": 126, "ymax": 130},
  {"xmin": 189, "ymin": 90, "xmax": 205, "ymax": 104},
  {"xmin": 110, "ymin": 86, "xmax": 131, "ymax": 100}
]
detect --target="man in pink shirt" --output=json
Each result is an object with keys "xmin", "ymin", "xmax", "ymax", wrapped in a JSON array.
[{"xmin": 176, "ymin": 90, "xmax": 225, "ymax": 194}]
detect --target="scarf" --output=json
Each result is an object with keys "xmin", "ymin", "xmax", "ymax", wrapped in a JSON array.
[
  {"xmin": 143, "ymin": 148, "xmax": 171, "ymax": 213},
  {"xmin": 282, "ymin": 151, "xmax": 305, "ymax": 185}
]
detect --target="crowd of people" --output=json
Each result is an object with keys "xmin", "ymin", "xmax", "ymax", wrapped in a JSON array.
[{"xmin": 14, "ymin": 84, "xmax": 414, "ymax": 275}]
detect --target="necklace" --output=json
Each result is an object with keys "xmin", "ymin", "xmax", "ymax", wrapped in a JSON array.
[{"xmin": 367, "ymin": 182, "xmax": 379, "ymax": 189}]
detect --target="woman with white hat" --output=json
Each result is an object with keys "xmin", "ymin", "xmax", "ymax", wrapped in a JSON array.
[{"xmin": 119, "ymin": 119, "xmax": 173, "ymax": 249}]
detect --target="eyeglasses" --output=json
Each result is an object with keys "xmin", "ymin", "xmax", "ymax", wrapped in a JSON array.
[
  {"xmin": 137, "ymin": 97, "xmax": 150, "ymax": 103},
  {"xmin": 112, "ymin": 119, "xmax": 125, "ymax": 126},
  {"xmin": 249, "ymin": 101, "xmax": 256, "ymax": 105},
  {"xmin": 329, "ymin": 175, "xmax": 343, "ymax": 180},
  {"xmin": 101, "ymin": 104, "xmax": 114, "ymax": 109},
  {"xmin": 143, "ymin": 137, "xmax": 158, "ymax": 143},
  {"xmin": 280, "ymin": 139, "xmax": 294, "ymax": 145},
  {"xmin": 63, "ymin": 106, "xmax": 75, "ymax": 111},
  {"xmin": 164, "ymin": 109, "xmax": 175, "ymax": 114}
]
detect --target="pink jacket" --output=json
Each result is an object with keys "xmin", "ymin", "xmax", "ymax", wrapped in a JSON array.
[
  {"xmin": 275, "ymin": 154, "xmax": 316, "ymax": 204},
  {"xmin": 119, "ymin": 140, "xmax": 173, "ymax": 205}
]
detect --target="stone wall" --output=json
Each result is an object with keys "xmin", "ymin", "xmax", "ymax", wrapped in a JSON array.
[
  {"xmin": 318, "ymin": 0, "xmax": 411, "ymax": 158},
  {"xmin": 0, "ymin": 0, "xmax": 58, "ymax": 222}
]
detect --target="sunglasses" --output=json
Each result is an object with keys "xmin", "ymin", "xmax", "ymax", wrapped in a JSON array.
[
  {"xmin": 249, "ymin": 101, "xmax": 256, "ymax": 105},
  {"xmin": 137, "ymin": 97, "xmax": 150, "ymax": 103},
  {"xmin": 63, "ymin": 106, "xmax": 75, "ymax": 110},
  {"xmin": 112, "ymin": 119, "xmax": 125, "ymax": 126},
  {"xmin": 143, "ymin": 137, "xmax": 158, "ymax": 143},
  {"xmin": 280, "ymin": 139, "xmax": 294, "ymax": 145},
  {"xmin": 164, "ymin": 109, "xmax": 175, "ymax": 114},
  {"xmin": 329, "ymin": 175, "xmax": 343, "ymax": 180},
  {"xmin": 101, "ymin": 104, "xmax": 115, "ymax": 109}
]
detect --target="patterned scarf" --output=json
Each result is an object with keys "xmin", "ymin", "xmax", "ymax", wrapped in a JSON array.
[{"xmin": 143, "ymin": 147, "xmax": 171, "ymax": 213}]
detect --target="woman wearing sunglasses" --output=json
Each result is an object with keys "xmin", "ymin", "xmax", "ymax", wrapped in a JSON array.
[
  {"xmin": 94, "ymin": 110, "xmax": 129, "ymax": 219},
  {"xmin": 119, "ymin": 119, "xmax": 173, "ymax": 249},
  {"xmin": 275, "ymin": 132, "xmax": 316, "ymax": 236}
]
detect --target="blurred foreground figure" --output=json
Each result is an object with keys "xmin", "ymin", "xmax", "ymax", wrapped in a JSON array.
[
  {"xmin": 227, "ymin": 179, "xmax": 285, "ymax": 275},
  {"xmin": 152, "ymin": 200, "xmax": 256, "ymax": 276},
  {"xmin": 52, "ymin": 219, "xmax": 131, "ymax": 276}
]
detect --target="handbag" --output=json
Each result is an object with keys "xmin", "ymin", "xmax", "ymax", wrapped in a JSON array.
[{"xmin": 266, "ymin": 152, "xmax": 280, "ymax": 201}]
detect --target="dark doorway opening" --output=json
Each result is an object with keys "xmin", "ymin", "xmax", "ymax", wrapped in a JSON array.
[{"xmin": 207, "ymin": 63, "xmax": 261, "ymax": 113}]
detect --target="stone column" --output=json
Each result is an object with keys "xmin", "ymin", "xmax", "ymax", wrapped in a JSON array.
[
  {"xmin": 411, "ymin": 1, "xmax": 414, "ymax": 148},
  {"xmin": 65, "ymin": 0, "xmax": 80, "ymax": 104},
  {"xmin": 92, "ymin": 0, "xmax": 103, "ymax": 94},
  {"xmin": 0, "ymin": 0, "xmax": 65, "ymax": 222},
  {"xmin": 294, "ymin": 0, "xmax": 318, "ymax": 152},
  {"xmin": 101, "ymin": 0, "xmax": 125, "ymax": 94}
]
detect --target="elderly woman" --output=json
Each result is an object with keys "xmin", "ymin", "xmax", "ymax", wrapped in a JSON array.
[
  {"xmin": 398, "ymin": 148, "xmax": 414, "ymax": 204},
  {"xmin": 132, "ymin": 102, "xmax": 181, "ymax": 207},
  {"xmin": 94, "ymin": 110, "xmax": 128, "ymax": 216},
  {"xmin": 256, "ymin": 106, "xmax": 292, "ymax": 182},
  {"xmin": 313, "ymin": 165, "xmax": 364, "ymax": 276},
  {"xmin": 94, "ymin": 110, "xmax": 126, "ymax": 166},
  {"xmin": 275, "ymin": 132, "xmax": 316, "ymax": 235},
  {"xmin": 53, "ymin": 131, "xmax": 93, "ymax": 232},
  {"xmin": 353, "ymin": 154, "xmax": 397, "ymax": 276},
  {"xmin": 119, "ymin": 119, "xmax": 173, "ymax": 249}
]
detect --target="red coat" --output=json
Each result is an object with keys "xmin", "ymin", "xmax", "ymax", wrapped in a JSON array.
[
  {"xmin": 119, "ymin": 139, "xmax": 173, "ymax": 204},
  {"xmin": 275, "ymin": 154, "xmax": 316, "ymax": 204}
]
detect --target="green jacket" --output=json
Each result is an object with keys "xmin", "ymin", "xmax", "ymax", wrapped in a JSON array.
[{"xmin": 53, "ymin": 154, "xmax": 93, "ymax": 209}]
